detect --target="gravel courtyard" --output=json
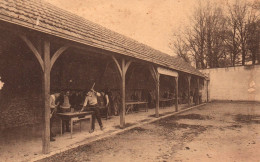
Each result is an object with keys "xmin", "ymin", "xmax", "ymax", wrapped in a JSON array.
[{"xmin": 39, "ymin": 102, "xmax": 260, "ymax": 162}]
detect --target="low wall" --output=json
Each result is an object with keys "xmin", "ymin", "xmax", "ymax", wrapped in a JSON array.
[{"xmin": 200, "ymin": 65, "xmax": 260, "ymax": 102}]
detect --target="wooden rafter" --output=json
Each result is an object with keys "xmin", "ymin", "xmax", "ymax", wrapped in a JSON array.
[
  {"xmin": 50, "ymin": 45, "xmax": 69, "ymax": 70},
  {"xmin": 112, "ymin": 55, "xmax": 122, "ymax": 77},
  {"xmin": 124, "ymin": 60, "xmax": 132, "ymax": 73},
  {"xmin": 19, "ymin": 35, "xmax": 44, "ymax": 72},
  {"xmin": 20, "ymin": 35, "xmax": 69, "ymax": 72},
  {"xmin": 149, "ymin": 65, "xmax": 158, "ymax": 83}
]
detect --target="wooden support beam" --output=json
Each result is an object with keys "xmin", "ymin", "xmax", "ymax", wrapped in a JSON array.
[
  {"xmin": 19, "ymin": 35, "xmax": 44, "ymax": 72},
  {"xmin": 125, "ymin": 60, "xmax": 132, "ymax": 72},
  {"xmin": 175, "ymin": 77, "xmax": 178, "ymax": 112},
  {"xmin": 112, "ymin": 56, "xmax": 122, "ymax": 77},
  {"xmin": 121, "ymin": 59, "xmax": 132, "ymax": 127},
  {"xmin": 187, "ymin": 75, "xmax": 191, "ymax": 106},
  {"xmin": 207, "ymin": 80, "xmax": 210, "ymax": 102},
  {"xmin": 20, "ymin": 35, "xmax": 57, "ymax": 153},
  {"xmin": 149, "ymin": 65, "xmax": 160, "ymax": 117},
  {"xmin": 197, "ymin": 77, "xmax": 200, "ymax": 105},
  {"xmin": 50, "ymin": 46, "xmax": 69, "ymax": 70},
  {"xmin": 120, "ymin": 58, "xmax": 126, "ymax": 128},
  {"xmin": 155, "ymin": 72, "xmax": 160, "ymax": 118},
  {"xmin": 111, "ymin": 56, "xmax": 132, "ymax": 128},
  {"xmin": 149, "ymin": 70, "xmax": 157, "ymax": 84},
  {"xmin": 149, "ymin": 66, "xmax": 157, "ymax": 85},
  {"xmin": 42, "ymin": 40, "xmax": 51, "ymax": 154}
]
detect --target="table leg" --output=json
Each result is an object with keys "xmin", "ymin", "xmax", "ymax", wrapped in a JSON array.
[
  {"xmin": 126, "ymin": 105, "xmax": 129, "ymax": 114},
  {"xmin": 70, "ymin": 118, "xmax": 73, "ymax": 139},
  {"xmin": 60, "ymin": 119, "xmax": 63, "ymax": 136}
]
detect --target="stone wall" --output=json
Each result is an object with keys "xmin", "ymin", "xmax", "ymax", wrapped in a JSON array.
[
  {"xmin": 200, "ymin": 65, "xmax": 260, "ymax": 102},
  {"xmin": 0, "ymin": 46, "xmax": 43, "ymax": 130},
  {"xmin": 0, "ymin": 94, "xmax": 43, "ymax": 130}
]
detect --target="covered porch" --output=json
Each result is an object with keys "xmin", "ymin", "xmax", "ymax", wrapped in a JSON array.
[{"xmin": 0, "ymin": 0, "xmax": 207, "ymax": 159}]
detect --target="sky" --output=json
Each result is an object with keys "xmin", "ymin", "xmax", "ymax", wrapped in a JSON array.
[{"xmin": 45, "ymin": 0, "xmax": 226, "ymax": 55}]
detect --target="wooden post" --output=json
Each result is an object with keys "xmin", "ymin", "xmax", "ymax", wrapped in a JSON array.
[
  {"xmin": 42, "ymin": 40, "xmax": 51, "ymax": 154},
  {"xmin": 120, "ymin": 58, "xmax": 126, "ymax": 128},
  {"xmin": 187, "ymin": 75, "xmax": 191, "ymax": 106},
  {"xmin": 148, "ymin": 66, "xmax": 160, "ymax": 118},
  {"xmin": 207, "ymin": 80, "xmax": 210, "ymax": 102},
  {"xmin": 20, "ymin": 35, "xmax": 69, "ymax": 154},
  {"xmin": 112, "ymin": 56, "xmax": 132, "ymax": 128},
  {"xmin": 197, "ymin": 77, "xmax": 200, "ymax": 105},
  {"xmin": 155, "ymin": 73, "xmax": 160, "ymax": 118},
  {"xmin": 36, "ymin": 38, "xmax": 45, "ymax": 104},
  {"xmin": 175, "ymin": 77, "xmax": 178, "ymax": 112}
]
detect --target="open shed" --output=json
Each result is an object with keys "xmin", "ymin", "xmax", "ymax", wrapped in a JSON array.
[{"xmin": 0, "ymin": 0, "xmax": 207, "ymax": 154}]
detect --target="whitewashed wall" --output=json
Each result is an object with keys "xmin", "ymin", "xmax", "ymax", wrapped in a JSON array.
[{"xmin": 200, "ymin": 65, "xmax": 260, "ymax": 102}]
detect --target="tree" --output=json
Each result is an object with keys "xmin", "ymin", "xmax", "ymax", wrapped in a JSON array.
[
  {"xmin": 247, "ymin": 20, "xmax": 260, "ymax": 64},
  {"xmin": 170, "ymin": 33, "xmax": 190, "ymax": 63},
  {"xmin": 227, "ymin": 0, "xmax": 257, "ymax": 65},
  {"xmin": 224, "ymin": 16, "xmax": 241, "ymax": 66},
  {"xmin": 170, "ymin": 0, "xmax": 259, "ymax": 69},
  {"xmin": 247, "ymin": 1, "xmax": 260, "ymax": 64},
  {"xmin": 204, "ymin": 2, "xmax": 228, "ymax": 68},
  {"xmin": 185, "ymin": 1, "xmax": 207, "ymax": 69},
  {"xmin": 185, "ymin": 1, "xmax": 228, "ymax": 68}
]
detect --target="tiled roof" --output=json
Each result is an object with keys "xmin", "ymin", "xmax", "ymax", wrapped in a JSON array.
[{"xmin": 0, "ymin": 0, "xmax": 204, "ymax": 77}]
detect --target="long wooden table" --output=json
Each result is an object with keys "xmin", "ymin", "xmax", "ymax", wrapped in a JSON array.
[
  {"xmin": 159, "ymin": 98, "xmax": 175, "ymax": 107},
  {"xmin": 125, "ymin": 101, "xmax": 148, "ymax": 114},
  {"xmin": 56, "ymin": 111, "xmax": 93, "ymax": 138}
]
